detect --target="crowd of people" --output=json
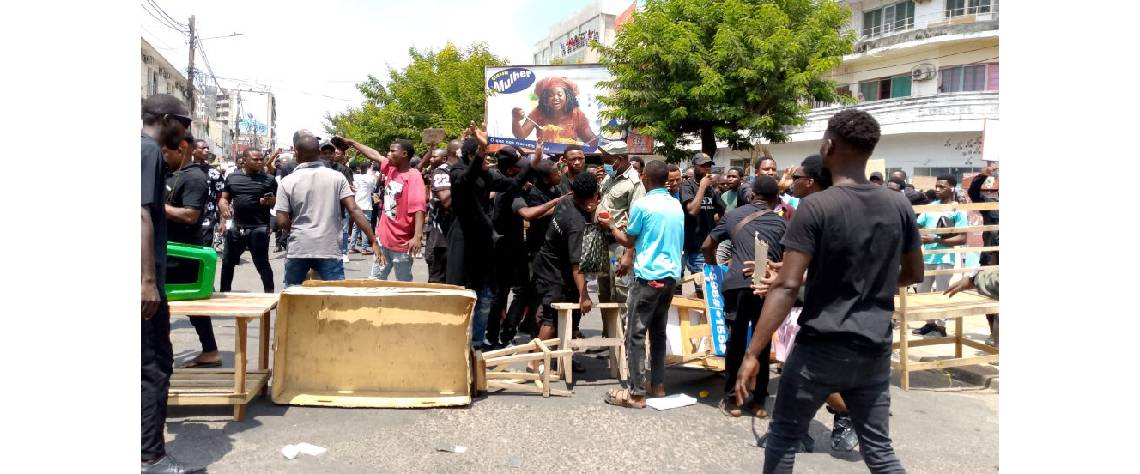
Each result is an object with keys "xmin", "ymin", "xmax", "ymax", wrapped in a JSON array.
[{"xmin": 142, "ymin": 91, "xmax": 997, "ymax": 473}]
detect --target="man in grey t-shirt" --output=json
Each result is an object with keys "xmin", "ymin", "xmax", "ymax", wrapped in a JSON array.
[{"xmin": 275, "ymin": 135, "xmax": 383, "ymax": 287}]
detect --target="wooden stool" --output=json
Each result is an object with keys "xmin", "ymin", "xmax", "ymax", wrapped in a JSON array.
[{"xmin": 550, "ymin": 302, "xmax": 627, "ymax": 385}]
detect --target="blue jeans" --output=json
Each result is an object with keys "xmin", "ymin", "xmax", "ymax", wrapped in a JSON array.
[
  {"xmin": 684, "ymin": 251, "xmax": 706, "ymax": 296},
  {"xmin": 350, "ymin": 210, "xmax": 372, "ymax": 248},
  {"xmin": 470, "ymin": 285, "xmax": 493, "ymax": 348},
  {"xmin": 340, "ymin": 212, "xmax": 351, "ymax": 254},
  {"xmin": 763, "ymin": 342, "xmax": 904, "ymax": 474},
  {"xmin": 369, "ymin": 246, "xmax": 413, "ymax": 282},
  {"xmin": 283, "ymin": 258, "xmax": 345, "ymax": 288}
]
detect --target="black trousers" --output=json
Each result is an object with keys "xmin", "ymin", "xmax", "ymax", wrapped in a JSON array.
[
  {"xmin": 142, "ymin": 302, "xmax": 173, "ymax": 460},
  {"xmin": 487, "ymin": 246, "xmax": 535, "ymax": 345},
  {"xmin": 626, "ymin": 277, "xmax": 678, "ymax": 396},
  {"xmin": 722, "ymin": 288, "xmax": 771, "ymax": 406},
  {"xmin": 220, "ymin": 226, "xmax": 274, "ymax": 293},
  {"xmin": 425, "ymin": 229, "xmax": 448, "ymax": 284}
]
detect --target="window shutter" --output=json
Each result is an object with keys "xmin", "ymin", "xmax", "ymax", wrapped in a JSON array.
[{"xmin": 986, "ymin": 63, "xmax": 999, "ymax": 90}]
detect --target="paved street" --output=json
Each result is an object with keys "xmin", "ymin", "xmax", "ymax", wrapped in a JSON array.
[{"xmin": 166, "ymin": 249, "xmax": 998, "ymax": 473}]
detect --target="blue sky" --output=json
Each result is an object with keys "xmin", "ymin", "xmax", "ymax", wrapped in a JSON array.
[{"xmin": 140, "ymin": 0, "xmax": 617, "ymax": 140}]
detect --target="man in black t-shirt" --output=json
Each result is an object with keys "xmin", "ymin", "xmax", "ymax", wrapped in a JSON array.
[
  {"xmin": 528, "ymin": 172, "xmax": 599, "ymax": 371},
  {"xmin": 163, "ymin": 134, "xmax": 222, "ymax": 371},
  {"xmin": 736, "ymin": 109, "xmax": 924, "ymax": 473},
  {"xmin": 701, "ymin": 175, "xmax": 786, "ymax": 418},
  {"xmin": 140, "ymin": 94, "xmax": 205, "ymax": 474},
  {"xmin": 191, "ymin": 139, "xmax": 224, "ymax": 249},
  {"xmin": 680, "ymin": 152, "xmax": 725, "ymax": 298},
  {"xmin": 425, "ymin": 146, "xmax": 457, "ymax": 283},
  {"xmin": 218, "ymin": 148, "xmax": 277, "ymax": 295}
]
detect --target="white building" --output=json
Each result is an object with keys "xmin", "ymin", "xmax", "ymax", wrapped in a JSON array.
[
  {"xmin": 756, "ymin": 0, "xmax": 999, "ymax": 182},
  {"xmin": 532, "ymin": 1, "xmax": 635, "ymax": 65}
]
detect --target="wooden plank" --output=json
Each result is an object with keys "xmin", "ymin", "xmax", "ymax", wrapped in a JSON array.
[
  {"xmin": 486, "ymin": 380, "xmax": 572, "ymax": 397},
  {"xmin": 551, "ymin": 302, "xmax": 580, "ymax": 310},
  {"xmin": 670, "ymin": 297, "xmax": 707, "ymax": 310},
  {"xmin": 900, "ymin": 355, "xmax": 999, "ymax": 371},
  {"xmin": 484, "ymin": 350, "xmax": 573, "ymax": 366},
  {"xmin": 923, "ymin": 246, "xmax": 999, "ymax": 255},
  {"xmin": 912, "ymin": 202, "xmax": 999, "ymax": 212},
  {"xmin": 919, "ymin": 225, "xmax": 1000, "ymax": 235},
  {"xmin": 569, "ymin": 338, "xmax": 623, "ymax": 349},
  {"xmin": 557, "ymin": 308, "xmax": 574, "ymax": 385},
  {"xmin": 482, "ymin": 338, "xmax": 562, "ymax": 359},
  {"xmin": 486, "ymin": 371, "xmax": 541, "ymax": 381},
  {"xmin": 168, "ymin": 292, "xmax": 279, "ymax": 317},
  {"xmin": 898, "ymin": 289, "xmax": 909, "ymax": 391},
  {"xmin": 961, "ymin": 338, "xmax": 999, "ymax": 354},
  {"xmin": 923, "ymin": 265, "xmax": 999, "ymax": 277},
  {"xmin": 596, "ymin": 302, "xmax": 625, "ymax": 309},
  {"xmin": 234, "ymin": 319, "xmax": 248, "ymax": 397},
  {"xmin": 259, "ymin": 311, "xmax": 270, "ymax": 371},
  {"xmin": 891, "ymin": 336, "xmax": 956, "ymax": 349}
]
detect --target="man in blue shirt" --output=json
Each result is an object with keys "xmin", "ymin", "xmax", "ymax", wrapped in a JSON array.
[
  {"xmin": 912, "ymin": 175, "xmax": 968, "ymax": 338},
  {"xmin": 598, "ymin": 160, "xmax": 684, "ymax": 409}
]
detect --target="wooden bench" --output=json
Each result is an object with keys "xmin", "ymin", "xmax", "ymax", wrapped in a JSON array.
[
  {"xmin": 549, "ymin": 302, "xmax": 628, "ymax": 385},
  {"xmin": 167, "ymin": 292, "xmax": 278, "ymax": 421},
  {"xmin": 894, "ymin": 201, "xmax": 999, "ymax": 390}
]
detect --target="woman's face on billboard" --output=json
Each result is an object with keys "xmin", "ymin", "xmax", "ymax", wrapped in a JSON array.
[{"xmin": 547, "ymin": 87, "xmax": 567, "ymax": 111}]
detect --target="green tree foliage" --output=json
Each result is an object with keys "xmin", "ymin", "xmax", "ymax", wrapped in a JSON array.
[
  {"xmin": 326, "ymin": 42, "xmax": 506, "ymax": 152},
  {"xmin": 596, "ymin": 0, "xmax": 855, "ymax": 161}
]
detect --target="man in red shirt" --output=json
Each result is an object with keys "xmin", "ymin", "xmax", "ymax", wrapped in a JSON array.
[{"xmin": 343, "ymin": 137, "xmax": 426, "ymax": 281}]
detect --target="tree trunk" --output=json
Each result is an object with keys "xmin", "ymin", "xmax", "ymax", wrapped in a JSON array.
[{"xmin": 700, "ymin": 125, "xmax": 716, "ymax": 157}]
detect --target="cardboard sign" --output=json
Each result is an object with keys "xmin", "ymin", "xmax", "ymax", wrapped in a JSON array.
[
  {"xmin": 701, "ymin": 264, "xmax": 729, "ymax": 357},
  {"xmin": 912, "ymin": 176, "xmax": 937, "ymax": 191},
  {"xmin": 865, "ymin": 159, "xmax": 885, "ymax": 180},
  {"xmin": 421, "ymin": 128, "xmax": 446, "ymax": 145},
  {"xmin": 753, "ymin": 235, "xmax": 768, "ymax": 288}
]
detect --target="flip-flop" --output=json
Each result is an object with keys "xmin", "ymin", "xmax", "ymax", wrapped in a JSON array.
[
  {"xmin": 719, "ymin": 399, "xmax": 743, "ymax": 417},
  {"xmin": 604, "ymin": 388, "xmax": 645, "ymax": 409},
  {"xmin": 181, "ymin": 360, "xmax": 222, "ymax": 369}
]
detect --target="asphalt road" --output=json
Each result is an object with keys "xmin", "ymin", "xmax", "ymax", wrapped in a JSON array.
[{"xmin": 165, "ymin": 247, "xmax": 998, "ymax": 473}]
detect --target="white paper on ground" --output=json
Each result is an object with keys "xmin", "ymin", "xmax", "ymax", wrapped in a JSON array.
[
  {"xmin": 282, "ymin": 442, "xmax": 327, "ymax": 460},
  {"xmin": 646, "ymin": 393, "xmax": 697, "ymax": 411}
]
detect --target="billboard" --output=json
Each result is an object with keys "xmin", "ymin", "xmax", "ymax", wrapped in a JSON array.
[{"xmin": 485, "ymin": 64, "xmax": 627, "ymax": 153}]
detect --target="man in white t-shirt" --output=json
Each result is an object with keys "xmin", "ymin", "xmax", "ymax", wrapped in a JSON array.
[{"xmin": 350, "ymin": 163, "xmax": 377, "ymax": 253}]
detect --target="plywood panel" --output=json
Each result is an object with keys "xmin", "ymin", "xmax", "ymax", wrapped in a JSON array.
[{"xmin": 272, "ymin": 285, "xmax": 477, "ymax": 408}]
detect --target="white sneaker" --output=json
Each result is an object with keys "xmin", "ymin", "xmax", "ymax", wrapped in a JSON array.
[{"xmin": 342, "ymin": 254, "xmax": 350, "ymax": 263}]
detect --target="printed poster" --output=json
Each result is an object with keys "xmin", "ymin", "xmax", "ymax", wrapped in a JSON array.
[
  {"xmin": 701, "ymin": 264, "xmax": 729, "ymax": 357},
  {"xmin": 485, "ymin": 64, "xmax": 627, "ymax": 153}
]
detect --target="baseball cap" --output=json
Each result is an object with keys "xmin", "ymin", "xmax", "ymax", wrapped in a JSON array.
[
  {"xmin": 691, "ymin": 153, "xmax": 713, "ymax": 167},
  {"xmin": 870, "ymin": 171, "xmax": 884, "ymax": 181},
  {"xmin": 600, "ymin": 141, "xmax": 628, "ymax": 155},
  {"xmin": 319, "ymin": 140, "xmax": 336, "ymax": 151}
]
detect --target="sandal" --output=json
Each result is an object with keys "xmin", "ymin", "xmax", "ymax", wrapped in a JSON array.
[
  {"xmin": 181, "ymin": 359, "xmax": 222, "ymax": 369},
  {"xmin": 604, "ymin": 388, "xmax": 646, "ymax": 409},
  {"xmin": 750, "ymin": 405, "xmax": 769, "ymax": 418},
  {"xmin": 719, "ymin": 398, "xmax": 743, "ymax": 417}
]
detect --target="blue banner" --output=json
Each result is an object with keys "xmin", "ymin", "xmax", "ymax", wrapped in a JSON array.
[{"xmin": 701, "ymin": 264, "xmax": 729, "ymax": 357}]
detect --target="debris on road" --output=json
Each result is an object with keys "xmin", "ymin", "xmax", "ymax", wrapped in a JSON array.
[{"xmin": 281, "ymin": 442, "xmax": 327, "ymax": 460}]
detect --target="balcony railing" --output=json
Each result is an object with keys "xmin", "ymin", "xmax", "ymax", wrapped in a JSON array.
[{"xmin": 858, "ymin": 0, "xmax": 999, "ymax": 43}]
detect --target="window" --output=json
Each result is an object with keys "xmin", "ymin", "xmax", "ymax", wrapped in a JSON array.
[
  {"xmin": 858, "ymin": 74, "xmax": 912, "ymax": 102},
  {"xmin": 940, "ymin": 64, "xmax": 991, "ymax": 92},
  {"xmin": 862, "ymin": 1, "xmax": 914, "ymax": 36},
  {"xmin": 913, "ymin": 167, "xmax": 983, "ymax": 187},
  {"xmin": 946, "ymin": 0, "xmax": 991, "ymax": 18},
  {"xmin": 148, "ymin": 71, "xmax": 158, "ymax": 96}
]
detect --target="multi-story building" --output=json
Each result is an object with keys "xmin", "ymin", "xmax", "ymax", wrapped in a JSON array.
[
  {"xmin": 141, "ymin": 38, "xmax": 236, "ymax": 160},
  {"xmin": 532, "ymin": 1, "xmax": 634, "ymax": 65},
  {"xmin": 761, "ymin": 0, "xmax": 999, "ymax": 182}
]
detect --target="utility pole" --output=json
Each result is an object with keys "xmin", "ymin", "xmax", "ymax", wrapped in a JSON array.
[{"xmin": 185, "ymin": 15, "xmax": 197, "ymax": 124}]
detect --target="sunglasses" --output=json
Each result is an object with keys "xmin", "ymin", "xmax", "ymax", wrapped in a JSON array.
[
  {"xmin": 165, "ymin": 113, "xmax": 193, "ymax": 129},
  {"xmin": 792, "ymin": 175, "xmax": 812, "ymax": 181}
]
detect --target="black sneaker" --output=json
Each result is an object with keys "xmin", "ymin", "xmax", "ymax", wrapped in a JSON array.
[
  {"xmin": 912, "ymin": 323, "xmax": 938, "ymax": 335},
  {"xmin": 831, "ymin": 413, "xmax": 859, "ymax": 452}
]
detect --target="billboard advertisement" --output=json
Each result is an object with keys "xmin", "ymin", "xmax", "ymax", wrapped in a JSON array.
[{"xmin": 485, "ymin": 64, "xmax": 628, "ymax": 153}]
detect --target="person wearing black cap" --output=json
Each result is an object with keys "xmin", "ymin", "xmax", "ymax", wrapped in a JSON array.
[
  {"xmin": 701, "ymin": 174, "xmax": 787, "ymax": 418},
  {"xmin": 680, "ymin": 152, "xmax": 725, "ymax": 298},
  {"xmin": 736, "ymin": 109, "xmax": 924, "ymax": 473},
  {"xmin": 869, "ymin": 171, "xmax": 884, "ymax": 185},
  {"xmin": 140, "ymin": 94, "xmax": 206, "ymax": 474}
]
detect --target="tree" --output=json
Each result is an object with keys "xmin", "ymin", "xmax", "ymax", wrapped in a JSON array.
[
  {"xmin": 326, "ymin": 42, "xmax": 507, "ymax": 152},
  {"xmin": 596, "ymin": 0, "xmax": 855, "ymax": 161}
]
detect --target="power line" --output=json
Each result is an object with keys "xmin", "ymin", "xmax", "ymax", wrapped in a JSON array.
[
  {"xmin": 139, "ymin": 2, "xmax": 187, "ymax": 34},
  {"xmin": 851, "ymin": 45, "xmax": 993, "ymax": 75},
  {"xmin": 195, "ymin": 38, "xmax": 223, "ymax": 91},
  {"xmin": 145, "ymin": 0, "xmax": 187, "ymax": 30}
]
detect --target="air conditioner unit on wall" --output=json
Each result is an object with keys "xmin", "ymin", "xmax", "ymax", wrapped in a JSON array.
[{"xmin": 910, "ymin": 64, "xmax": 936, "ymax": 81}]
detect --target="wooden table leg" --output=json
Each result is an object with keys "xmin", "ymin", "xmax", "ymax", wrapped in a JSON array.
[
  {"xmin": 557, "ymin": 307, "xmax": 573, "ymax": 385},
  {"xmin": 259, "ymin": 310, "xmax": 270, "ymax": 397},
  {"xmin": 954, "ymin": 316, "xmax": 963, "ymax": 359},
  {"xmin": 602, "ymin": 308, "xmax": 620, "ymax": 379},
  {"xmin": 898, "ymin": 316, "xmax": 910, "ymax": 391},
  {"xmin": 234, "ymin": 318, "xmax": 248, "ymax": 421}
]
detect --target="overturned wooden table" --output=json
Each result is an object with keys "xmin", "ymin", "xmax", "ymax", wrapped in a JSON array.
[{"xmin": 167, "ymin": 292, "xmax": 278, "ymax": 421}]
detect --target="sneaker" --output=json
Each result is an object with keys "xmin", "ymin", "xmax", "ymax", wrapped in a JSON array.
[
  {"xmin": 912, "ymin": 323, "xmax": 938, "ymax": 335},
  {"xmin": 342, "ymin": 254, "xmax": 350, "ymax": 263},
  {"xmin": 830, "ymin": 413, "xmax": 859, "ymax": 452}
]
